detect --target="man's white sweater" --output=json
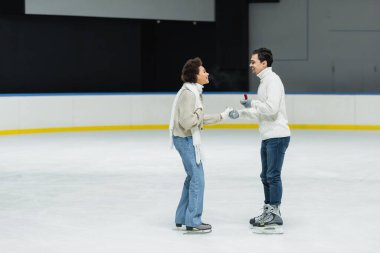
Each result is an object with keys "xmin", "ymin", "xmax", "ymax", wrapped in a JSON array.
[{"xmin": 238, "ymin": 67, "xmax": 291, "ymax": 140}]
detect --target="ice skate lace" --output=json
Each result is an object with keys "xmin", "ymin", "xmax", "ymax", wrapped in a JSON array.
[
  {"xmin": 259, "ymin": 206, "xmax": 278, "ymax": 224},
  {"xmin": 255, "ymin": 207, "xmax": 268, "ymax": 221}
]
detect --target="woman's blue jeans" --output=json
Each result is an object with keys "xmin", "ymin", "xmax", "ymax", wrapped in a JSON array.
[
  {"xmin": 260, "ymin": 136, "xmax": 290, "ymax": 206},
  {"xmin": 173, "ymin": 136, "xmax": 204, "ymax": 227}
]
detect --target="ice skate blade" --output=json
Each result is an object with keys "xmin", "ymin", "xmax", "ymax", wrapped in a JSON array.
[
  {"xmin": 183, "ymin": 229, "xmax": 212, "ymax": 235},
  {"xmin": 250, "ymin": 225, "xmax": 284, "ymax": 234},
  {"xmin": 172, "ymin": 227, "xmax": 186, "ymax": 231}
]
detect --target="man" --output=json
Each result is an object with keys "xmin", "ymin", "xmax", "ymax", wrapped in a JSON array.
[{"xmin": 229, "ymin": 48, "xmax": 290, "ymax": 233}]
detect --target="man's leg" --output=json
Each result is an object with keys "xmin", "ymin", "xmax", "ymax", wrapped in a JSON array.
[
  {"xmin": 251, "ymin": 137, "xmax": 290, "ymax": 232},
  {"xmin": 260, "ymin": 139, "xmax": 270, "ymax": 204},
  {"xmin": 266, "ymin": 137, "xmax": 290, "ymax": 205}
]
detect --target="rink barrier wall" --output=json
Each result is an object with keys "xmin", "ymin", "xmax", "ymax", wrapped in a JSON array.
[{"xmin": 1, "ymin": 93, "xmax": 380, "ymax": 135}]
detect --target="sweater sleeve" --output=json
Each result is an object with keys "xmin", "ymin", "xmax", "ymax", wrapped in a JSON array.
[
  {"xmin": 237, "ymin": 108, "xmax": 258, "ymax": 119},
  {"xmin": 251, "ymin": 81, "xmax": 282, "ymax": 116},
  {"xmin": 178, "ymin": 90, "xmax": 203, "ymax": 130},
  {"xmin": 203, "ymin": 113, "xmax": 222, "ymax": 125}
]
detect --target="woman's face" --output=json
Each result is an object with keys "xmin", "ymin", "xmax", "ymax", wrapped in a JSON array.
[{"xmin": 196, "ymin": 66, "xmax": 209, "ymax": 85}]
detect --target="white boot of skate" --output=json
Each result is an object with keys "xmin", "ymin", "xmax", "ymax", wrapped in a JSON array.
[{"xmin": 250, "ymin": 205, "xmax": 284, "ymax": 234}]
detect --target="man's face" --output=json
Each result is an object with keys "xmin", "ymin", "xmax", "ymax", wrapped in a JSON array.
[
  {"xmin": 249, "ymin": 54, "xmax": 267, "ymax": 75},
  {"xmin": 196, "ymin": 66, "xmax": 209, "ymax": 85}
]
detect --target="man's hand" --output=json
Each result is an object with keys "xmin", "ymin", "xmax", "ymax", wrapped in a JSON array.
[
  {"xmin": 229, "ymin": 110, "xmax": 239, "ymax": 119},
  {"xmin": 240, "ymin": 94, "xmax": 252, "ymax": 108}
]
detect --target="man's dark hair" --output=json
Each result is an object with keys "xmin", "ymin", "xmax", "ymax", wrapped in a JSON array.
[
  {"xmin": 252, "ymin": 48, "xmax": 273, "ymax": 67},
  {"xmin": 181, "ymin": 57, "xmax": 203, "ymax": 83}
]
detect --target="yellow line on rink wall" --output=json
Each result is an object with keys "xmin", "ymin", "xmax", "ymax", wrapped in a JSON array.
[
  {"xmin": 207, "ymin": 124, "xmax": 380, "ymax": 130},
  {"xmin": 1, "ymin": 123, "xmax": 380, "ymax": 135},
  {"xmin": 289, "ymin": 124, "xmax": 380, "ymax": 131},
  {"xmin": 0, "ymin": 125, "xmax": 168, "ymax": 135},
  {"xmin": 204, "ymin": 124, "xmax": 259, "ymax": 129}
]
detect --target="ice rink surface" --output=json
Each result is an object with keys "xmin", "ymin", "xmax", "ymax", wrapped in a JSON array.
[{"xmin": 1, "ymin": 129, "xmax": 379, "ymax": 253}]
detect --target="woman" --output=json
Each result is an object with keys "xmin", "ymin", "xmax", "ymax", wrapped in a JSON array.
[{"xmin": 169, "ymin": 57, "xmax": 232, "ymax": 233}]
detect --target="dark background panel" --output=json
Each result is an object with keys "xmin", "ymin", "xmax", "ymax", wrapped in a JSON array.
[
  {"xmin": 0, "ymin": 0, "xmax": 24, "ymax": 14},
  {"xmin": 215, "ymin": 0, "xmax": 249, "ymax": 91},
  {"xmin": 141, "ymin": 0, "xmax": 249, "ymax": 91},
  {"xmin": 249, "ymin": 0, "xmax": 280, "ymax": 2},
  {"xmin": 0, "ymin": 0, "xmax": 249, "ymax": 93},
  {"xmin": 0, "ymin": 15, "xmax": 142, "ymax": 93},
  {"xmin": 141, "ymin": 20, "xmax": 217, "ymax": 91}
]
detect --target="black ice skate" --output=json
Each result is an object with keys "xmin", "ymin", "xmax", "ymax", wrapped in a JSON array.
[
  {"xmin": 250, "ymin": 205, "xmax": 284, "ymax": 234},
  {"xmin": 184, "ymin": 223, "xmax": 212, "ymax": 234},
  {"xmin": 173, "ymin": 223, "xmax": 186, "ymax": 231}
]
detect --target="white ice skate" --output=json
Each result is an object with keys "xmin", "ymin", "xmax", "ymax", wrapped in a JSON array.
[{"xmin": 250, "ymin": 205, "xmax": 284, "ymax": 234}]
